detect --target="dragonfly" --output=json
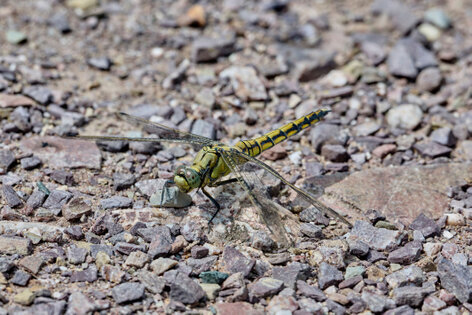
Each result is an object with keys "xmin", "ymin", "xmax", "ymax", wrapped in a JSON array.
[{"xmin": 71, "ymin": 109, "xmax": 351, "ymax": 245}]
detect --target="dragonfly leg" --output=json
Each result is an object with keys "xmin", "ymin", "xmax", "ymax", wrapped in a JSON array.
[
  {"xmin": 160, "ymin": 179, "xmax": 174, "ymax": 207},
  {"xmin": 210, "ymin": 178, "xmax": 239, "ymax": 187},
  {"xmin": 202, "ymin": 187, "xmax": 221, "ymax": 224}
]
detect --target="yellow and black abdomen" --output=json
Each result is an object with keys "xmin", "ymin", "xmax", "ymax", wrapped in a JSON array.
[{"xmin": 234, "ymin": 109, "xmax": 330, "ymax": 157}]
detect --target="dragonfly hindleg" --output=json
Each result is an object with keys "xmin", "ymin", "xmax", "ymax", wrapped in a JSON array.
[{"xmin": 211, "ymin": 178, "xmax": 239, "ymax": 187}]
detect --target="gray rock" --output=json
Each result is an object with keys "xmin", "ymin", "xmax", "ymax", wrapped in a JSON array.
[
  {"xmin": 388, "ymin": 241, "xmax": 422, "ymax": 264},
  {"xmin": 417, "ymin": 67, "xmax": 442, "ymax": 92},
  {"xmin": 348, "ymin": 239, "xmax": 369, "ymax": 257},
  {"xmin": 148, "ymin": 226, "xmax": 173, "ymax": 258},
  {"xmin": 361, "ymin": 41, "xmax": 386, "ymax": 66},
  {"xmin": 191, "ymin": 119, "xmax": 216, "ymax": 140},
  {"xmin": 387, "ymin": 42, "xmax": 417, "ymax": 79},
  {"xmin": 113, "ymin": 173, "xmax": 135, "ymax": 191},
  {"xmin": 67, "ymin": 292, "xmax": 97, "ymax": 315},
  {"xmin": 20, "ymin": 156, "xmax": 41, "ymax": 170},
  {"xmin": 220, "ymin": 66, "xmax": 267, "ymax": 101},
  {"xmin": 430, "ymin": 127, "xmax": 456, "ymax": 147},
  {"xmin": 2, "ymin": 185, "xmax": 23, "ymax": 208},
  {"xmin": 437, "ymin": 258, "xmax": 472, "ymax": 303},
  {"xmin": 249, "ymin": 277, "xmax": 284, "ymax": 300},
  {"xmin": 321, "ymin": 144, "xmax": 349, "ymax": 162},
  {"xmin": 294, "ymin": 51, "xmax": 336, "ymax": 82},
  {"xmin": 409, "ymin": 213, "xmax": 440, "ymax": 238},
  {"xmin": 115, "ymin": 242, "xmax": 146, "ymax": 255},
  {"xmin": 272, "ymin": 262, "xmax": 311, "ymax": 290},
  {"xmin": 26, "ymin": 190, "xmax": 46, "ymax": 209},
  {"xmin": 0, "ymin": 150, "xmax": 15, "ymax": 173},
  {"xmin": 401, "ymin": 38, "xmax": 438, "ymax": 70},
  {"xmin": 100, "ymin": 196, "xmax": 132, "ymax": 209},
  {"xmin": 318, "ymin": 262, "xmax": 343, "ymax": 290},
  {"xmin": 424, "ymin": 8, "xmax": 451, "ymax": 29},
  {"xmin": 386, "ymin": 265, "xmax": 425, "ymax": 289},
  {"xmin": 349, "ymin": 220, "xmax": 401, "ymax": 251},
  {"xmin": 11, "ymin": 270, "xmax": 31, "ymax": 286},
  {"xmin": 50, "ymin": 170, "xmax": 74, "ymax": 186},
  {"xmin": 371, "ymin": 0, "xmax": 419, "ymax": 33},
  {"xmin": 96, "ymin": 140, "xmax": 128, "ymax": 152},
  {"xmin": 169, "ymin": 272, "xmax": 205, "ymax": 304},
  {"xmin": 361, "ymin": 291, "xmax": 395, "ymax": 313},
  {"xmin": 64, "ymin": 226, "xmax": 84, "ymax": 240},
  {"xmin": 186, "ymin": 256, "xmax": 218, "ymax": 275},
  {"xmin": 23, "ymin": 86, "xmax": 53, "ymax": 105},
  {"xmin": 48, "ymin": 12, "xmax": 71, "ymax": 33},
  {"xmin": 87, "ymin": 57, "xmax": 112, "ymax": 71},
  {"xmin": 112, "ymin": 282, "xmax": 145, "ymax": 304},
  {"xmin": 296, "ymin": 280, "xmax": 326, "ymax": 301},
  {"xmin": 162, "ymin": 59, "xmax": 190, "ymax": 90},
  {"xmin": 393, "ymin": 285, "xmax": 427, "ymax": 307},
  {"xmin": 191, "ymin": 35, "xmax": 236, "ymax": 62},
  {"xmin": 138, "ymin": 270, "xmax": 166, "ymax": 294},
  {"xmin": 91, "ymin": 213, "xmax": 123, "ymax": 236},
  {"xmin": 67, "ymin": 246, "xmax": 88, "ymax": 264},
  {"xmin": 90, "ymin": 244, "xmax": 113, "ymax": 258},
  {"xmin": 300, "ymin": 223, "xmax": 323, "ymax": 238},
  {"xmin": 299, "ymin": 206, "xmax": 330, "ymax": 226},
  {"xmin": 149, "ymin": 187, "xmax": 192, "ymax": 208},
  {"xmin": 414, "ymin": 141, "xmax": 452, "ymax": 158},
  {"xmin": 70, "ymin": 265, "xmax": 97, "ymax": 283},
  {"xmin": 384, "ymin": 305, "xmax": 415, "ymax": 315},
  {"xmin": 251, "ymin": 231, "xmax": 277, "ymax": 252},
  {"xmin": 191, "ymin": 246, "xmax": 209, "ymax": 259},
  {"xmin": 63, "ymin": 196, "xmax": 92, "ymax": 221},
  {"xmin": 43, "ymin": 190, "xmax": 73, "ymax": 210},
  {"xmin": 309, "ymin": 123, "xmax": 343, "ymax": 153},
  {"xmin": 222, "ymin": 246, "xmax": 255, "ymax": 277}
]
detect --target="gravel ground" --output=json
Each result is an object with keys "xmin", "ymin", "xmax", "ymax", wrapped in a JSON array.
[{"xmin": 1, "ymin": 0, "xmax": 472, "ymax": 314}]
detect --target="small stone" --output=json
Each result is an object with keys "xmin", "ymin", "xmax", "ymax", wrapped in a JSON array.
[
  {"xmin": 437, "ymin": 258, "xmax": 472, "ymax": 304},
  {"xmin": 149, "ymin": 187, "xmax": 192, "ymax": 208},
  {"xmin": 20, "ymin": 156, "xmax": 41, "ymax": 170},
  {"xmin": 384, "ymin": 305, "xmax": 415, "ymax": 315},
  {"xmin": 63, "ymin": 196, "xmax": 92, "ymax": 221},
  {"xmin": 101, "ymin": 264, "xmax": 126, "ymax": 283},
  {"xmin": 11, "ymin": 270, "xmax": 31, "ymax": 286},
  {"xmin": 338, "ymin": 275, "xmax": 363, "ymax": 289},
  {"xmin": 199, "ymin": 271, "xmax": 229, "ymax": 284},
  {"xmin": 70, "ymin": 265, "xmax": 98, "ymax": 283},
  {"xmin": 300, "ymin": 223, "xmax": 323, "ymax": 238},
  {"xmin": 169, "ymin": 272, "xmax": 206, "ymax": 304},
  {"xmin": 251, "ymin": 231, "xmax": 277, "ymax": 252},
  {"xmin": 150, "ymin": 258, "xmax": 178, "ymax": 275},
  {"xmin": 388, "ymin": 241, "xmax": 422, "ymax": 264},
  {"xmin": 361, "ymin": 291, "xmax": 395, "ymax": 313},
  {"xmin": 422, "ymin": 295, "xmax": 447, "ymax": 312},
  {"xmin": 430, "ymin": 127, "xmax": 456, "ymax": 147},
  {"xmin": 414, "ymin": 141, "xmax": 452, "ymax": 158},
  {"xmin": 2, "ymin": 185, "xmax": 23, "ymax": 208},
  {"xmin": 321, "ymin": 144, "xmax": 349, "ymax": 162},
  {"xmin": 0, "ymin": 236, "xmax": 32, "ymax": 255},
  {"xmin": 200, "ymin": 283, "xmax": 220, "ymax": 300},
  {"xmin": 348, "ymin": 240, "xmax": 369, "ymax": 257},
  {"xmin": 386, "ymin": 265, "xmax": 425, "ymax": 289},
  {"xmin": 349, "ymin": 220, "xmax": 401, "ymax": 251},
  {"xmin": 138, "ymin": 270, "xmax": 166, "ymax": 294},
  {"xmin": 6, "ymin": 30, "xmax": 27, "ymax": 44},
  {"xmin": 67, "ymin": 292, "xmax": 96, "ymax": 314},
  {"xmin": 67, "ymin": 246, "xmax": 88, "ymax": 264},
  {"xmin": 445, "ymin": 213, "xmax": 465, "ymax": 226},
  {"xmin": 14, "ymin": 289, "xmax": 35, "ymax": 306},
  {"xmin": 23, "ymin": 86, "xmax": 53, "ymax": 105},
  {"xmin": 418, "ymin": 23, "xmax": 441, "ymax": 42},
  {"xmin": 112, "ymin": 282, "xmax": 145, "ymax": 304},
  {"xmin": 222, "ymin": 246, "xmax": 255, "ymax": 277},
  {"xmin": 191, "ymin": 246, "xmax": 209, "ymax": 259},
  {"xmin": 64, "ymin": 225, "xmax": 84, "ymax": 240},
  {"xmin": 273, "ymin": 262, "xmax": 311, "ymax": 290},
  {"xmin": 125, "ymin": 251, "xmax": 149, "ymax": 268},
  {"xmin": 19, "ymin": 255, "xmax": 44, "ymax": 274},
  {"xmin": 214, "ymin": 302, "xmax": 261, "ymax": 315},
  {"xmin": 386, "ymin": 104, "xmax": 423, "ymax": 130},
  {"xmin": 417, "ymin": 67, "xmax": 442, "ymax": 92},
  {"xmin": 0, "ymin": 150, "xmax": 15, "ymax": 173},
  {"xmin": 318, "ymin": 262, "xmax": 343, "ymax": 290},
  {"xmin": 393, "ymin": 285, "xmax": 427, "ymax": 307},
  {"xmin": 387, "ymin": 43, "xmax": 417, "ymax": 79},
  {"xmin": 43, "ymin": 190, "xmax": 73, "ymax": 210},
  {"xmin": 191, "ymin": 35, "xmax": 236, "ymax": 63},
  {"xmin": 424, "ymin": 8, "xmax": 451, "ymax": 29},
  {"xmin": 50, "ymin": 170, "xmax": 74, "ymax": 186},
  {"xmin": 294, "ymin": 51, "xmax": 336, "ymax": 82},
  {"xmin": 409, "ymin": 213, "xmax": 440, "ymax": 238},
  {"xmin": 424, "ymin": 242, "xmax": 442, "ymax": 257},
  {"xmin": 178, "ymin": 4, "xmax": 206, "ymax": 27},
  {"xmin": 345, "ymin": 266, "xmax": 365, "ymax": 279},
  {"xmin": 100, "ymin": 196, "xmax": 132, "ymax": 209},
  {"xmin": 87, "ymin": 57, "xmax": 112, "ymax": 71},
  {"xmin": 249, "ymin": 277, "xmax": 284, "ymax": 299},
  {"xmin": 372, "ymin": 144, "xmax": 397, "ymax": 159},
  {"xmin": 147, "ymin": 226, "xmax": 173, "ymax": 258},
  {"xmin": 115, "ymin": 242, "xmax": 146, "ymax": 255}
]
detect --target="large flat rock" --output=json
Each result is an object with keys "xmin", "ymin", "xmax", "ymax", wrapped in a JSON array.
[
  {"xmin": 322, "ymin": 163, "xmax": 472, "ymax": 225},
  {"xmin": 20, "ymin": 136, "xmax": 101, "ymax": 170}
]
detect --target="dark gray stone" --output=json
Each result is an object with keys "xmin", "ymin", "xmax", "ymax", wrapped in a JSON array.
[
  {"xmin": 393, "ymin": 285, "xmax": 427, "ymax": 307},
  {"xmin": 100, "ymin": 196, "xmax": 132, "ymax": 209},
  {"xmin": 50, "ymin": 170, "xmax": 74, "ymax": 186},
  {"xmin": 387, "ymin": 42, "xmax": 417, "ymax": 79},
  {"xmin": 112, "ymin": 282, "xmax": 145, "ymax": 304},
  {"xmin": 350, "ymin": 220, "xmax": 401, "ymax": 251},
  {"xmin": 222, "ymin": 246, "xmax": 255, "ymax": 277},
  {"xmin": 300, "ymin": 223, "xmax": 323, "ymax": 238},
  {"xmin": 430, "ymin": 127, "xmax": 456, "ymax": 147},
  {"xmin": 67, "ymin": 246, "xmax": 87, "ymax": 264},
  {"xmin": 321, "ymin": 144, "xmax": 349, "ymax": 162},
  {"xmin": 361, "ymin": 291, "xmax": 395, "ymax": 313},
  {"xmin": 26, "ymin": 190, "xmax": 47, "ymax": 209},
  {"xmin": 115, "ymin": 242, "xmax": 146, "ymax": 255},
  {"xmin": 43, "ymin": 190, "xmax": 73, "ymax": 209},
  {"xmin": 348, "ymin": 239, "xmax": 370, "ymax": 257},
  {"xmin": 190, "ymin": 246, "xmax": 209, "ymax": 259},
  {"xmin": 64, "ymin": 226, "xmax": 84, "ymax": 240},
  {"xmin": 148, "ymin": 226, "xmax": 173, "ymax": 258},
  {"xmin": 388, "ymin": 241, "xmax": 422, "ymax": 264},
  {"xmin": 169, "ymin": 272, "xmax": 205, "ymax": 304},
  {"xmin": 20, "ymin": 156, "xmax": 41, "ymax": 170},
  {"xmin": 296, "ymin": 280, "xmax": 326, "ymax": 301},
  {"xmin": 272, "ymin": 262, "xmax": 311, "ymax": 290},
  {"xmin": 437, "ymin": 258, "xmax": 472, "ymax": 303},
  {"xmin": 318, "ymin": 262, "xmax": 343, "ymax": 290},
  {"xmin": 138, "ymin": 270, "xmax": 166, "ymax": 294},
  {"xmin": 409, "ymin": 213, "xmax": 440, "ymax": 238},
  {"xmin": 191, "ymin": 119, "xmax": 216, "ymax": 140},
  {"xmin": 191, "ymin": 35, "xmax": 236, "ymax": 62},
  {"xmin": 2, "ymin": 185, "xmax": 23, "ymax": 208},
  {"xmin": 414, "ymin": 141, "xmax": 452, "ymax": 158},
  {"xmin": 0, "ymin": 150, "xmax": 15, "ymax": 173},
  {"xmin": 113, "ymin": 173, "xmax": 136, "ymax": 191},
  {"xmin": 251, "ymin": 231, "xmax": 277, "ymax": 252},
  {"xmin": 186, "ymin": 256, "xmax": 218, "ymax": 275},
  {"xmin": 10, "ymin": 270, "xmax": 31, "ymax": 286},
  {"xmin": 299, "ymin": 206, "xmax": 330, "ymax": 226},
  {"xmin": 70, "ymin": 265, "xmax": 97, "ymax": 283},
  {"xmin": 87, "ymin": 57, "xmax": 112, "ymax": 71},
  {"xmin": 23, "ymin": 86, "xmax": 53, "ymax": 105},
  {"xmin": 249, "ymin": 277, "xmax": 284, "ymax": 300}
]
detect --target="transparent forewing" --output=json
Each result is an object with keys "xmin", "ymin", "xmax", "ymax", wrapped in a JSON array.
[
  {"xmin": 117, "ymin": 112, "xmax": 217, "ymax": 146},
  {"xmin": 219, "ymin": 149, "xmax": 299, "ymax": 247},
  {"xmin": 228, "ymin": 149, "xmax": 352, "ymax": 227}
]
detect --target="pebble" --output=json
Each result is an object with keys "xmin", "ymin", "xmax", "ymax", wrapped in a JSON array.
[
  {"xmin": 149, "ymin": 187, "xmax": 192, "ymax": 208},
  {"xmin": 445, "ymin": 213, "xmax": 465, "ymax": 226},
  {"xmin": 294, "ymin": 51, "xmax": 336, "ymax": 82},
  {"xmin": 43, "ymin": 190, "xmax": 72, "ymax": 210},
  {"xmin": 418, "ymin": 23, "xmax": 441, "ymax": 42},
  {"xmin": 2, "ymin": 185, "xmax": 23, "ymax": 208},
  {"xmin": 22, "ymin": 86, "xmax": 53, "ymax": 105},
  {"xmin": 387, "ymin": 42, "xmax": 417, "ymax": 79},
  {"xmin": 11, "ymin": 270, "xmax": 31, "ymax": 286},
  {"xmin": 414, "ymin": 141, "xmax": 452, "ymax": 158},
  {"xmin": 67, "ymin": 292, "xmax": 97, "ymax": 314},
  {"xmin": 437, "ymin": 258, "xmax": 472, "ymax": 304},
  {"xmin": 424, "ymin": 8, "xmax": 451, "ymax": 29},
  {"xmin": 125, "ymin": 251, "xmax": 149, "ymax": 268},
  {"xmin": 13, "ymin": 289, "xmax": 35, "ymax": 306},
  {"xmin": 361, "ymin": 291, "xmax": 395, "ymax": 313},
  {"xmin": 63, "ymin": 196, "xmax": 92, "ymax": 221},
  {"xmin": 100, "ymin": 196, "xmax": 132, "ymax": 209},
  {"xmin": 169, "ymin": 272, "xmax": 206, "ymax": 304},
  {"xmin": 409, "ymin": 213, "xmax": 440, "ymax": 238},
  {"xmin": 200, "ymin": 283, "xmax": 220, "ymax": 300},
  {"xmin": 220, "ymin": 66, "xmax": 267, "ymax": 101},
  {"xmin": 272, "ymin": 262, "xmax": 311, "ymax": 290},
  {"xmin": 150, "ymin": 257, "xmax": 178, "ymax": 275},
  {"xmin": 318, "ymin": 262, "xmax": 343, "ymax": 290},
  {"xmin": 385, "ymin": 265, "xmax": 424, "ymax": 289},
  {"xmin": 19, "ymin": 255, "xmax": 44, "ymax": 274},
  {"xmin": 249, "ymin": 277, "xmax": 284, "ymax": 299},
  {"xmin": 393, "ymin": 285, "xmax": 427, "ymax": 307},
  {"xmin": 87, "ymin": 57, "xmax": 112, "ymax": 71},
  {"xmin": 64, "ymin": 225, "xmax": 84, "ymax": 240},
  {"xmin": 430, "ymin": 127, "xmax": 456, "ymax": 147},
  {"xmin": 222, "ymin": 246, "xmax": 255, "ymax": 277},
  {"xmin": 20, "ymin": 156, "xmax": 41, "ymax": 170},
  {"xmin": 112, "ymin": 282, "xmax": 145, "ymax": 304},
  {"xmin": 344, "ymin": 266, "xmax": 365, "ymax": 279},
  {"xmin": 349, "ymin": 220, "xmax": 401, "ymax": 251},
  {"xmin": 191, "ymin": 35, "xmax": 236, "ymax": 62},
  {"xmin": 0, "ymin": 236, "xmax": 32, "ymax": 255},
  {"xmin": 321, "ymin": 144, "xmax": 349, "ymax": 162},
  {"xmin": 67, "ymin": 246, "xmax": 88, "ymax": 264},
  {"xmin": 386, "ymin": 104, "xmax": 423, "ymax": 130},
  {"xmin": 388, "ymin": 241, "xmax": 422, "ymax": 264},
  {"xmin": 70, "ymin": 265, "xmax": 97, "ymax": 282},
  {"xmin": 0, "ymin": 150, "xmax": 16, "ymax": 173},
  {"xmin": 50, "ymin": 170, "xmax": 74, "ymax": 186},
  {"xmin": 417, "ymin": 67, "xmax": 442, "ymax": 92}
]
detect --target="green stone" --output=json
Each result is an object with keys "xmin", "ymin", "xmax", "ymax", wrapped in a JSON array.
[
  {"xmin": 14, "ymin": 289, "xmax": 35, "ymax": 306},
  {"xmin": 345, "ymin": 266, "xmax": 366, "ymax": 279},
  {"xmin": 375, "ymin": 220, "xmax": 397, "ymax": 230},
  {"xmin": 6, "ymin": 30, "xmax": 27, "ymax": 44},
  {"xmin": 199, "ymin": 271, "xmax": 229, "ymax": 284}
]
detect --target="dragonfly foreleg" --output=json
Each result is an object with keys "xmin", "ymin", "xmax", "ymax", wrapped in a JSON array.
[
  {"xmin": 202, "ymin": 187, "xmax": 221, "ymax": 224},
  {"xmin": 210, "ymin": 178, "xmax": 239, "ymax": 187}
]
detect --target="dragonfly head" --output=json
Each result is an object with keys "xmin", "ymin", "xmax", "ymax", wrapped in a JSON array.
[{"xmin": 174, "ymin": 165, "xmax": 201, "ymax": 193}]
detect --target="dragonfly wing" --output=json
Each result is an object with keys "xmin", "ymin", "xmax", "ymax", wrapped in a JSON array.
[
  {"xmin": 219, "ymin": 149, "xmax": 296, "ymax": 248},
  {"xmin": 229, "ymin": 149, "xmax": 352, "ymax": 227},
  {"xmin": 67, "ymin": 134, "xmax": 206, "ymax": 145},
  {"xmin": 118, "ymin": 112, "xmax": 217, "ymax": 146}
]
